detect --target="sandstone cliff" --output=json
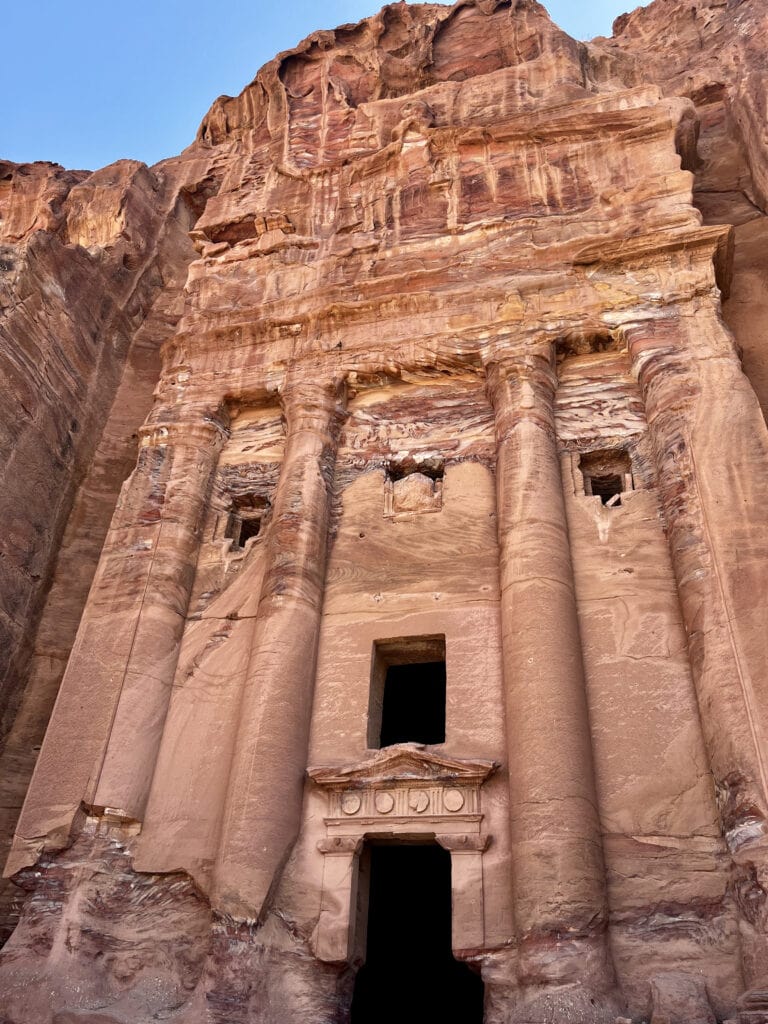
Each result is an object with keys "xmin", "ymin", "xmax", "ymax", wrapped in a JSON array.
[{"xmin": 1, "ymin": 1, "xmax": 767, "ymax": 1022}]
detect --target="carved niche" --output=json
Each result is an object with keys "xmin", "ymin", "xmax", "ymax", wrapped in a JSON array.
[{"xmin": 384, "ymin": 459, "xmax": 444, "ymax": 517}]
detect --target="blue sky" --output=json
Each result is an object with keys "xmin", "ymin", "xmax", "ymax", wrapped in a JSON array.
[{"xmin": 5, "ymin": 1, "xmax": 635, "ymax": 171}]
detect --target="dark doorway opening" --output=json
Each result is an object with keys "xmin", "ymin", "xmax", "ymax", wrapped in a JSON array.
[
  {"xmin": 379, "ymin": 661, "xmax": 446, "ymax": 747},
  {"xmin": 350, "ymin": 844, "xmax": 484, "ymax": 1024}
]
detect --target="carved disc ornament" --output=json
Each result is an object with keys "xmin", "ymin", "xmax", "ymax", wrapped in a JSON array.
[
  {"xmin": 341, "ymin": 792, "xmax": 361, "ymax": 815},
  {"xmin": 444, "ymin": 788, "xmax": 465, "ymax": 812},
  {"xmin": 409, "ymin": 789, "xmax": 429, "ymax": 813},
  {"xmin": 374, "ymin": 791, "xmax": 395, "ymax": 814}
]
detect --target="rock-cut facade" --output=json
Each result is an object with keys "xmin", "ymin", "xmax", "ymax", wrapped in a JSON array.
[{"xmin": 2, "ymin": 0, "xmax": 768, "ymax": 1021}]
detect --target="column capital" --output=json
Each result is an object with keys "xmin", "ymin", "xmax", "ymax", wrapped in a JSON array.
[
  {"xmin": 280, "ymin": 375, "xmax": 348, "ymax": 432},
  {"xmin": 620, "ymin": 318, "xmax": 696, "ymax": 410},
  {"xmin": 484, "ymin": 344, "xmax": 556, "ymax": 398},
  {"xmin": 140, "ymin": 407, "xmax": 230, "ymax": 449},
  {"xmin": 484, "ymin": 346, "xmax": 558, "ymax": 441},
  {"xmin": 484, "ymin": 339, "xmax": 555, "ymax": 371},
  {"xmin": 621, "ymin": 317, "xmax": 683, "ymax": 367}
]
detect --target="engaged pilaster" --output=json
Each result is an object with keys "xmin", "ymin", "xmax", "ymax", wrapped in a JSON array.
[
  {"xmin": 213, "ymin": 375, "xmax": 347, "ymax": 920},
  {"xmin": 626, "ymin": 313, "xmax": 768, "ymax": 1006},
  {"xmin": 485, "ymin": 345, "xmax": 616, "ymax": 1014},
  {"xmin": 89, "ymin": 411, "xmax": 229, "ymax": 820},
  {"xmin": 6, "ymin": 405, "xmax": 228, "ymax": 873}
]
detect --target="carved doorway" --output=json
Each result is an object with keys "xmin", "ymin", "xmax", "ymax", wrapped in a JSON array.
[{"xmin": 350, "ymin": 842, "xmax": 484, "ymax": 1024}]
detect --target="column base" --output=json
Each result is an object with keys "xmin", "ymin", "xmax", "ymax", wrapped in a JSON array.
[
  {"xmin": 510, "ymin": 934, "xmax": 620, "ymax": 1024},
  {"xmin": 508, "ymin": 985, "xmax": 621, "ymax": 1024}
]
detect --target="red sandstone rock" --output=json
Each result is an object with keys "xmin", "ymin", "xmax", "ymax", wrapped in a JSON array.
[{"xmin": 1, "ymin": 0, "xmax": 768, "ymax": 1021}]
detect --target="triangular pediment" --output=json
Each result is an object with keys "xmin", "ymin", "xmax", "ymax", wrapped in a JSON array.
[{"xmin": 307, "ymin": 743, "xmax": 497, "ymax": 788}]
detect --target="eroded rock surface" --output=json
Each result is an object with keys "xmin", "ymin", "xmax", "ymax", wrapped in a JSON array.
[{"xmin": 2, "ymin": 1, "xmax": 768, "ymax": 1021}]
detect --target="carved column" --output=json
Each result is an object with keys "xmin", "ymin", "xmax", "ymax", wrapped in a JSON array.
[
  {"xmin": 213, "ymin": 376, "xmax": 346, "ymax": 919},
  {"xmin": 626, "ymin": 312, "xmax": 768, "ymax": 1003},
  {"xmin": 485, "ymin": 347, "xmax": 615, "ymax": 1005},
  {"xmin": 88, "ymin": 411, "xmax": 229, "ymax": 819},
  {"xmin": 6, "ymin": 406, "xmax": 228, "ymax": 872}
]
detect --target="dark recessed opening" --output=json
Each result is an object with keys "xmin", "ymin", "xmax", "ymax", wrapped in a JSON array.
[
  {"xmin": 387, "ymin": 456, "xmax": 444, "ymax": 483},
  {"xmin": 368, "ymin": 636, "xmax": 447, "ymax": 748},
  {"xmin": 351, "ymin": 843, "xmax": 484, "ymax": 1024},
  {"xmin": 589, "ymin": 474, "xmax": 624, "ymax": 506},
  {"xmin": 579, "ymin": 449, "xmax": 633, "ymax": 509},
  {"xmin": 379, "ymin": 661, "xmax": 446, "ymax": 747},
  {"xmin": 238, "ymin": 516, "xmax": 261, "ymax": 545},
  {"xmin": 225, "ymin": 495, "xmax": 271, "ymax": 549},
  {"xmin": 556, "ymin": 330, "xmax": 619, "ymax": 362},
  {"xmin": 226, "ymin": 513, "xmax": 262, "ymax": 549}
]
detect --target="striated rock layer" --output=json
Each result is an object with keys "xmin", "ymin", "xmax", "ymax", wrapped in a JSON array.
[{"xmin": 1, "ymin": 0, "xmax": 768, "ymax": 1020}]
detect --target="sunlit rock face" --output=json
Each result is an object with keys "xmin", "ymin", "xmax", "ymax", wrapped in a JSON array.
[{"xmin": 2, "ymin": 1, "xmax": 768, "ymax": 1021}]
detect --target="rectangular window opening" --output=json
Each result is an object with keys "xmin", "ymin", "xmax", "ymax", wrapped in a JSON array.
[
  {"xmin": 368, "ymin": 635, "xmax": 446, "ymax": 749},
  {"xmin": 579, "ymin": 449, "xmax": 633, "ymax": 508},
  {"xmin": 225, "ymin": 495, "xmax": 271, "ymax": 548}
]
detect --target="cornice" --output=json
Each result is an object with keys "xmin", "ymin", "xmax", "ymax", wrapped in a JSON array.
[{"xmin": 308, "ymin": 743, "xmax": 498, "ymax": 788}]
